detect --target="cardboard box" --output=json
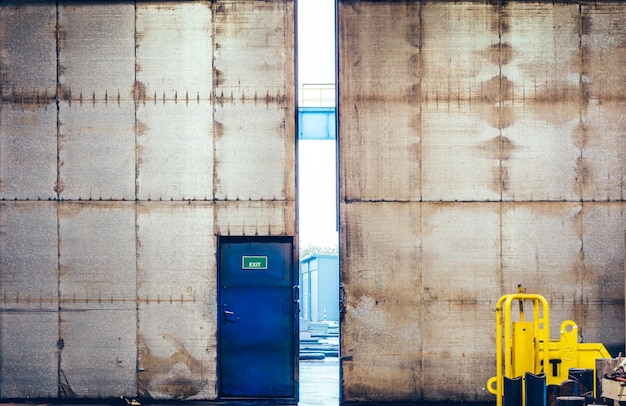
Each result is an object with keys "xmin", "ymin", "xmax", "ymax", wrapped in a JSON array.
[{"xmin": 602, "ymin": 378, "xmax": 626, "ymax": 401}]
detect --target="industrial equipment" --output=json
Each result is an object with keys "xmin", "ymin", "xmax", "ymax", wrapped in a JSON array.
[{"xmin": 487, "ymin": 286, "xmax": 612, "ymax": 406}]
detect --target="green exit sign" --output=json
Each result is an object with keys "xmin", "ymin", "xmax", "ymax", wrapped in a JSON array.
[{"xmin": 242, "ymin": 256, "xmax": 268, "ymax": 270}]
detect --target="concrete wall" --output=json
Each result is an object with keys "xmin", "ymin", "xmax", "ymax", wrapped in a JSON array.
[
  {"xmin": 338, "ymin": 1, "xmax": 626, "ymax": 403},
  {"xmin": 0, "ymin": 1, "xmax": 295, "ymax": 400}
]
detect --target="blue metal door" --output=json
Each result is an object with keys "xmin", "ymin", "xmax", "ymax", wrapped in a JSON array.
[{"xmin": 217, "ymin": 236, "xmax": 298, "ymax": 402}]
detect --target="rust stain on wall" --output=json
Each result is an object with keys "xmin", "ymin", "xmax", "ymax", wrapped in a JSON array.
[
  {"xmin": 135, "ymin": 119, "xmax": 149, "ymax": 137},
  {"xmin": 213, "ymin": 68, "xmax": 224, "ymax": 87},
  {"xmin": 478, "ymin": 75, "xmax": 514, "ymax": 105},
  {"xmin": 486, "ymin": 42, "xmax": 513, "ymax": 66},
  {"xmin": 137, "ymin": 334, "xmax": 209, "ymax": 399},
  {"xmin": 406, "ymin": 24, "xmax": 421, "ymax": 48},
  {"xmin": 133, "ymin": 81, "xmax": 147, "ymax": 102},
  {"xmin": 477, "ymin": 135, "xmax": 516, "ymax": 161}
]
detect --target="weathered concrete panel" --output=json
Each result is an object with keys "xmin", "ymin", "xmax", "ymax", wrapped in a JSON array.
[
  {"xmin": 136, "ymin": 3, "xmax": 213, "ymax": 101},
  {"xmin": 501, "ymin": 203, "xmax": 582, "ymax": 290},
  {"xmin": 137, "ymin": 202, "xmax": 214, "ymax": 302},
  {"xmin": 0, "ymin": 3, "xmax": 57, "ymax": 201},
  {"xmin": 0, "ymin": 203, "xmax": 59, "ymax": 398},
  {"xmin": 0, "ymin": 3, "xmax": 56, "ymax": 101},
  {"xmin": 501, "ymin": 203, "xmax": 583, "ymax": 337},
  {"xmin": 59, "ymin": 203, "xmax": 136, "ymax": 309},
  {"xmin": 58, "ymin": 101, "xmax": 136, "ymax": 200},
  {"xmin": 213, "ymin": 0, "xmax": 295, "ymax": 203},
  {"xmin": 340, "ymin": 101, "xmax": 421, "ymax": 201},
  {"xmin": 502, "ymin": 2, "xmax": 581, "ymax": 103},
  {"xmin": 214, "ymin": 103, "xmax": 294, "ymax": 201},
  {"xmin": 421, "ymin": 104, "xmax": 501, "ymax": 201},
  {"xmin": 339, "ymin": 1, "xmax": 626, "ymax": 403},
  {"xmin": 340, "ymin": 202, "xmax": 421, "ymax": 402},
  {"xmin": 582, "ymin": 3, "xmax": 626, "ymax": 101},
  {"xmin": 420, "ymin": 2, "xmax": 499, "ymax": 102},
  {"xmin": 421, "ymin": 203, "xmax": 501, "ymax": 300},
  {"xmin": 0, "ymin": 202, "xmax": 58, "ymax": 307},
  {"xmin": 0, "ymin": 104, "xmax": 57, "ymax": 200},
  {"xmin": 581, "ymin": 203, "xmax": 626, "ymax": 350},
  {"xmin": 501, "ymin": 3, "xmax": 582, "ymax": 201},
  {"xmin": 213, "ymin": 0, "xmax": 291, "ymax": 95},
  {"xmin": 215, "ymin": 200, "xmax": 295, "ymax": 237},
  {"xmin": 0, "ymin": 311, "xmax": 58, "ymax": 398},
  {"xmin": 338, "ymin": 2, "xmax": 421, "ymax": 100},
  {"xmin": 59, "ymin": 310, "xmax": 137, "ymax": 397},
  {"xmin": 138, "ymin": 305, "xmax": 216, "ymax": 400},
  {"xmin": 136, "ymin": 102, "xmax": 214, "ymax": 200},
  {"xmin": 136, "ymin": 203, "xmax": 216, "ymax": 399},
  {"xmin": 503, "ymin": 107, "xmax": 581, "ymax": 201},
  {"xmin": 58, "ymin": 3, "xmax": 135, "ymax": 101},
  {"xmin": 583, "ymin": 102, "xmax": 626, "ymax": 201},
  {"xmin": 0, "ymin": 204, "xmax": 59, "ymax": 399},
  {"xmin": 338, "ymin": 3, "xmax": 421, "ymax": 201},
  {"xmin": 421, "ymin": 301, "xmax": 496, "ymax": 402}
]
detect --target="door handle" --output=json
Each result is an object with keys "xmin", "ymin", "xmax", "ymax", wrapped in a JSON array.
[
  {"xmin": 293, "ymin": 285, "xmax": 300, "ymax": 304},
  {"xmin": 223, "ymin": 306, "xmax": 237, "ymax": 322},
  {"xmin": 339, "ymin": 284, "xmax": 346, "ymax": 321}
]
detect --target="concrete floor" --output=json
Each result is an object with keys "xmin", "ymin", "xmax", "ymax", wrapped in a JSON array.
[
  {"xmin": 0, "ymin": 358, "xmax": 499, "ymax": 405},
  {"xmin": 299, "ymin": 358, "xmax": 340, "ymax": 405}
]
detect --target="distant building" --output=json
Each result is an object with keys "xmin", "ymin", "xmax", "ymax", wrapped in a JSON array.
[{"xmin": 299, "ymin": 254, "xmax": 339, "ymax": 322}]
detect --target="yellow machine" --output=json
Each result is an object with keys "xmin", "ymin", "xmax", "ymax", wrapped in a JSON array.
[{"xmin": 487, "ymin": 286, "xmax": 611, "ymax": 406}]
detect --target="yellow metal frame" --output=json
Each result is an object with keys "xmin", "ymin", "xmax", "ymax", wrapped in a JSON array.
[
  {"xmin": 487, "ymin": 292, "xmax": 550, "ymax": 406},
  {"xmin": 487, "ymin": 290, "xmax": 611, "ymax": 406}
]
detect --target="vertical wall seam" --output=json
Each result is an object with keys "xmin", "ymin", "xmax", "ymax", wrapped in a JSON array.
[
  {"xmin": 133, "ymin": 1, "xmax": 140, "ymax": 398},
  {"xmin": 416, "ymin": 2, "xmax": 425, "ymax": 399},
  {"xmin": 578, "ymin": 0, "xmax": 586, "ymax": 325},
  {"xmin": 211, "ymin": 2, "xmax": 218, "ymax": 235},
  {"xmin": 54, "ymin": 0, "xmax": 62, "ymax": 398},
  {"xmin": 211, "ymin": 2, "xmax": 219, "ymax": 394},
  {"xmin": 497, "ymin": 1, "xmax": 505, "ymax": 295}
]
